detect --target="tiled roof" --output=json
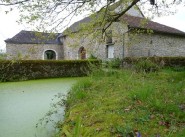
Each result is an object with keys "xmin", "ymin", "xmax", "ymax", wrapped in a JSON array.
[
  {"xmin": 6, "ymin": 14, "xmax": 185, "ymax": 45},
  {"xmin": 5, "ymin": 30, "xmax": 62, "ymax": 44},
  {"xmin": 64, "ymin": 16, "xmax": 92, "ymax": 33},
  {"xmin": 66, "ymin": 14, "xmax": 185, "ymax": 37},
  {"xmin": 122, "ymin": 15, "xmax": 185, "ymax": 36}
]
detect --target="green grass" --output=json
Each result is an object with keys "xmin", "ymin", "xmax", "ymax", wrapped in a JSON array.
[{"xmin": 56, "ymin": 68, "xmax": 185, "ymax": 137}]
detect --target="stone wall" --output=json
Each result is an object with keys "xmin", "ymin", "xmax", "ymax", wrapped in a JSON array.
[
  {"xmin": 6, "ymin": 44, "xmax": 64, "ymax": 60},
  {"xmin": 63, "ymin": 34, "xmax": 106, "ymax": 60},
  {"xmin": 64, "ymin": 29, "xmax": 185, "ymax": 60},
  {"xmin": 62, "ymin": 4, "xmax": 144, "ymax": 60},
  {"xmin": 63, "ymin": 22, "xmax": 128, "ymax": 60},
  {"xmin": 126, "ymin": 33, "xmax": 185, "ymax": 57}
]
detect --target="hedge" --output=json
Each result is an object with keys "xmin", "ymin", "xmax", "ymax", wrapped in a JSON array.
[
  {"xmin": 123, "ymin": 57, "xmax": 185, "ymax": 67},
  {"xmin": 0, "ymin": 60, "xmax": 101, "ymax": 82}
]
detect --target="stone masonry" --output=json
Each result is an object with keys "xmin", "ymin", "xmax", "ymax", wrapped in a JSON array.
[
  {"xmin": 126, "ymin": 33, "xmax": 185, "ymax": 57},
  {"xmin": 6, "ymin": 44, "xmax": 64, "ymax": 60}
]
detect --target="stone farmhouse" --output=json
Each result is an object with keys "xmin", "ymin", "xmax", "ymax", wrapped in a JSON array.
[
  {"xmin": 5, "ymin": 4, "xmax": 185, "ymax": 60},
  {"xmin": 5, "ymin": 31, "xmax": 63, "ymax": 60}
]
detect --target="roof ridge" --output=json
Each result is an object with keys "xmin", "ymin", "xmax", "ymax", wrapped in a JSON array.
[
  {"xmin": 125, "ymin": 14, "xmax": 185, "ymax": 33},
  {"xmin": 5, "ymin": 30, "xmax": 62, "ymax": 44},
  {"xmin": 19, "ymin": 30, "xmax": 61, "ymax": 35},
  {"xmin": 122, "ymin": 14, "xmax": 185, "ymax": 36}
]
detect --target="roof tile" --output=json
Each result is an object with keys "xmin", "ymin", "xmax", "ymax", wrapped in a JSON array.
[
  {"xmin": 67, "ymin": 14, "xmax": 185, "ymax": 37},
  {"xmin": 5, "ymin": 30, "xmax": 61, "ymax": 44},
  {"xmin": 122, "ymin": 15, "xmax": 185, "ymax": 36}
]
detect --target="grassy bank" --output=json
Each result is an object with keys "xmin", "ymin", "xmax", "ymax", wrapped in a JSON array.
[{"xmin": 56, "ymin": 68, "xmax": 185, "ymax": 137}]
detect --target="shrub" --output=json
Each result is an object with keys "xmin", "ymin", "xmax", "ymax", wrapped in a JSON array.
[
  {"xmin": 0, "ymin": 53, "xmax": 7, "ymax": 60},
  {"xmin": 88, "ymin": 54, "xmax": 97, "ymax": 59},
  {"xmin": 107, "ymin": 58, "xmax": 122, "ymax": 68},
  {"xmin": 169, "ymin": 66, "xmax": 185, "ymax": 72},
  {"xmin": 134, "ymin": 59, "xmax": 160, "ymax": 73},
  {"xmin": 0, "ymin": 59, "xmax": 101, "ymax": 82},
  {"xmin": 123, "ymin": 57, "xmax": 185, "ymax": 67}
]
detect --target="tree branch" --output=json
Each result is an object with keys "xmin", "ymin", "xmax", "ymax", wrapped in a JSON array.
[
  {"xmin": 0, "ymin": 0, "xmax": 30, "ymax": 6},
  {"xmin": 102, "ymin": 0, "xmax": 140, "ymax": 34}
]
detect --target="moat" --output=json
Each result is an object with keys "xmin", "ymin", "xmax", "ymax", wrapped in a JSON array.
[{"xmin": 0, "ymin": 78, "xmax": 79, "ymax": 137}]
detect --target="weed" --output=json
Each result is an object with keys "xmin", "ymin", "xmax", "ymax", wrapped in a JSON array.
[
  {"xmin": 55, "ymin": 68, "xmax": 185, "ymax": 136},
  {"xmin": 115, "ymin": 124, "xmax": 134, "ymax": 137},
  {"xmin": 88, "ymin": 54, "xmax": 97, "ymax": 59},
  {"xmin": 134, "ymin": 59, "xmax": 160, "ymax": 73},
  {"xmin": 66, "ymin": 78, "xmax": 92, "ymax": 105},
  {"xmin": 129, "ymin": 85, "xmax": 155, "ymax": 102},
  {"xmin": 104, "ymin": 58, "xmax": 122, "ymax": 69},
  {"xmin": 61, "ymin": 116, "xmax": 90, "ymax": 137},
  {"xmin": 109, "ymin": 58, "xmax": 122, "ymax": 68}
]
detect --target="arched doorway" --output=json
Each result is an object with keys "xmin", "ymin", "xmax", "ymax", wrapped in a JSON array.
[
  {"xmin": 78, "ymin": 46, "xmax": 86, "ymax": 59},
  {"xmin": 44, "ymin": 50, "xmax": 56, "ymax": 60}
]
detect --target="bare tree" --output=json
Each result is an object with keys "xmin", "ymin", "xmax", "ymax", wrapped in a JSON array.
[{"xmin": 0, "ymin": 0, "xmax": 184, "ymax": 33}]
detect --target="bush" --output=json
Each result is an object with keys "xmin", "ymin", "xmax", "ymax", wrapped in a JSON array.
[
  {"xmin": 134, "ymin": 59, "xmax": 160, "ymax": 73},
  {"xmin": 0, "ymin": 59, "xmax": 101, "ymax": 82},
  {"xmin": 88, "ymin": 54, "xmax": 97, "ymax": 59},
  {"xmin": 0, "ymin": 53, "xmax": 7, "ymax": 60},
  {"xmin": 106, "ymin": 58, "xmax": 122, "ymax": 68},
  {"xmin": 123, "ymin": 57, "xmax": 185, "ymax": 67}
]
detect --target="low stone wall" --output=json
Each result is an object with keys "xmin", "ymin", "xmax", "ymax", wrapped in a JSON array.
[{"xmin": 0, "ymin": 60, "xmax": 100, "ymax": 82}]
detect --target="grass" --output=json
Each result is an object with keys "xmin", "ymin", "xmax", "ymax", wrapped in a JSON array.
[{"xmin": 55, "ymin": 67, "xmax": 185, "ymax": 137}]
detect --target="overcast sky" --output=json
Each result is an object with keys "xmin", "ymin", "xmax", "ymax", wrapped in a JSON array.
[{"xmin": 0, "ymin": 4, "xmax": 185, "ymax": 52}]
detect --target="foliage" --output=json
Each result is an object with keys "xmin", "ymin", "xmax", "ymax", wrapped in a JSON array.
[
  {"xmin": 106, "ymin": 58, "xmax": 122, "ymax": 69},
  {"xmin": 0, "ymin": 59, "xmax": 101, "ymax": 82},
  {"xmin": 134, "ymin": 59, "xmax": 160, "ymax": 73},
  {"xmin": 88, "ymin": 54, "xmax": 97, "ymax": 59},
  {"xmin": 0, "ymin": 53, "xmax": 7, "ymax": 60},
  {"xmin": 169, "ymin": 66, "xmax": 185, "ymax": 72},
  {"xmin": 57, "ymin": 68, "xmax": 185, "ymax": 136},
  {"xmin": 0, "ymin": 0, "xmax": 182, "ymax": 33},
  {"xmin": 123, "ymin": 57, "xmax": 185, "ymax": 67}
]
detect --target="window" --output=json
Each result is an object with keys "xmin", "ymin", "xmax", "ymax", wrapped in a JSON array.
[
  {"xmin": 105, "ymin": 30, "xmax": 114, "ymax": 59},
  {"xmin": 44, "ymin": 50, "xmax": 56, "ymax": 60},
  {"xmin": 106, "ymin": 30, "xmax": 113, "ymax": 44},
  {"xmin": 78, "ymin": 46, "xmax": 86, "ymax": 59},
  {"xmin": 107, "ymin": 44, "xmax": 114, "ymax": 58}
]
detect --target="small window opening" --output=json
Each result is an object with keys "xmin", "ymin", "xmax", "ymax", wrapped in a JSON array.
[
  {"xmin": 44, "ymin": 50, "xmax": 56, "ymax": 60},
  {"xmin": 106, "ymin": 30, "xmax": 113, "ymax": 44}
]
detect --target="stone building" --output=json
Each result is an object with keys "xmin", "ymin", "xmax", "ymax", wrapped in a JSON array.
[
  {"xmin": 5, "ymin": 31, "xmax": 64, "ymax": 60},
  {"xmin": 5, "ymin": 4, "xmax": 185, "ymax": 60}
]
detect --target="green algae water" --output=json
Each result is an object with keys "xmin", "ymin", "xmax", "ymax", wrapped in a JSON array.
[{"xmin": 0, "ymin": 78, "xmax": 79, "ymax": 137}]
